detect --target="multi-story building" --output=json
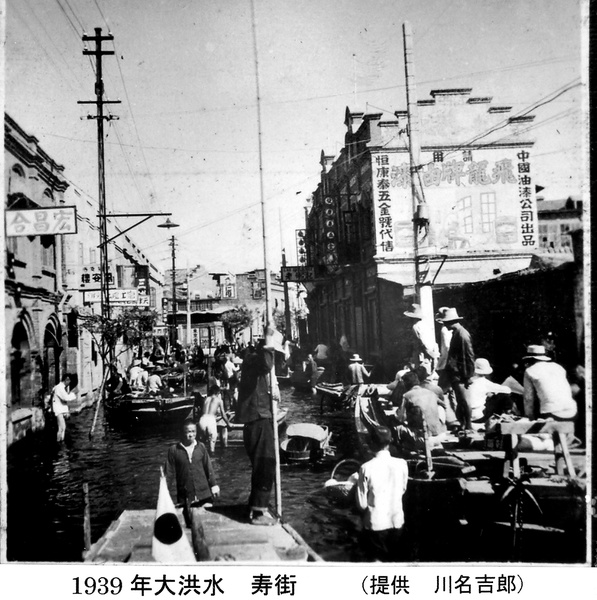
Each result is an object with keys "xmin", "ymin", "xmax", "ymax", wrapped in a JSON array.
[
  {"xmin": 161, "ymin": 267, "xmax": 290, "ymax": 352},
  {"xmin": 305, "ymin": 89, "xmax": 539, "ymax": 375},
  {"xmin": 5, "ymin": 114, "xmax": 70, "ymax": 444},
  {"xmin": 536, "ymin": 195, "xmax": 582, "ymax": 258},
  {"xmin": 4, "ymin": 114, "xmax": 165, "ymax": 445},
  {"xmin": 61, "ymin": 185, "xmax": 165, "ymax": 400}
]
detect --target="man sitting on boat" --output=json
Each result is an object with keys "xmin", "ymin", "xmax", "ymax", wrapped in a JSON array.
[
  {"xmin": 395, "ymin": 371, "xmax": 447, "ymax": 453},
  {"xmin": 466, "ymin": 358, "xmax": 512, "ymax": 430},
  {"xmin": 164, "ymin": 419, "xmax": 220, "ymax": 528},
  {"xmin": 198, "ymin": 384, "xmax": 232, "ymax": 453},
  {"xmin": 356, "ymin": 426, "xmax": 409, "ymax": 562}
]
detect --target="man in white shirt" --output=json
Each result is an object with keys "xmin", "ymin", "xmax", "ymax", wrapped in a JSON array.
[
  {"xmin": 467, "ymin": 358, "xmax": 512, "ymax": 427},
  {"xmin": 523, "ymin": 345, "xmax": 577, "ymax": 421},
  {"xmin": 52, "ymin": 373, "xmax": 77, "ymax": 442},
  {"xmin": 356, "ymin": 426, "xmax": 409, "ymax": 561}
]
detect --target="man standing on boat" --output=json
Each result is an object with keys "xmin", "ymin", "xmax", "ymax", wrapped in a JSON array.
[
  {"xmin": 164, "ymin": 419, "xmax": 220, "ymax": 527},
  {"xmin": 438, "ymin": 307, "xmax": 476, "ymax": 434},
  {"xmin": 236, "ymin": 328, "xmax": 282, "ymax": 526},
  {"xmin": 348, "ymin": 354, "xmax": 370, "ymax": 384},
  {"xmin": 356, "ymin": 426, "xmax": 409, "ymax": 562}
]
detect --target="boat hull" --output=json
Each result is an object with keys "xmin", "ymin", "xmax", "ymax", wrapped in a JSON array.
[{"xmin": 107, "ymin": 394, "xmax": 197, "ymax": 424}]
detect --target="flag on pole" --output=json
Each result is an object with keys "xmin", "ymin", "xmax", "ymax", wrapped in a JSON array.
[{"xmin": 152, "ymin": 468, "xmax": 196, "ymax": 562}]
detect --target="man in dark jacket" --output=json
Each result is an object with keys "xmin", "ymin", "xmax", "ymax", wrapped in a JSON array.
[
  {"xmin": 440, "ymin": 308, "xmax": 475, "ymax": 433},
  {"xmin": 236, "ymin": 330, "xmax": 281, "ymax": 526},
  {"xmin": 164, "ymin": 419, "xmax": 219, "ymax": 526}
]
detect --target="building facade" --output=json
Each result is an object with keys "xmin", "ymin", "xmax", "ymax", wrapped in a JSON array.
[
  {"xmin": 305, "ymin": 89, "xmax": 539, "ymax": 375},
  {"xmin": 5, "ymin": 114, "xmax": 70, "ymax": 444},
  {"xmin": 4, "ymin": 114, "xmax": 165, "ymax": 445},
  {"xmin": 161, "ymin": 267, "xmax": 291, "ymax": 352}
]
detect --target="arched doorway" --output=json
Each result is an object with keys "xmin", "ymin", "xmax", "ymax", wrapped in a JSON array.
[
  {"xmin": 43, "ymin": 322, "xmax": 62, "ymax": 396},
  {"xmin": 10, "ymin": 322, "xmax": 32, "ymax": 407}
]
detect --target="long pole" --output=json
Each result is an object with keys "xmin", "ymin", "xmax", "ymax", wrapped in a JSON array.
[
  {"xmin": 79, "ymin": 29, "xmax": 120, "ymax": 366},
  {"xmin": 403, "ymin": 23, "xmax": 435, "ymax": 343},
  {"xmin": 250, "ymin": 0, "xmax": 282, "ymax": 517},
  {"xmin": 170, "ymin": 236, "xmax": 177, "ymax": 348},
  {"xmin": 402, "ymin": 21, "xmax": 422, "ymax": 299}
]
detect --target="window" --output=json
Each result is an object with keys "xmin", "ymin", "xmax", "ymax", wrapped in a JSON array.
[
  {"xmin": 433, "ymin": 151, "xmax": 444, "ymax": 163},
  {"xmin": 457, "ymin": 196, "xmax": 473, "ymax": 234},
  {"xmin": 480, "ymin": 192, "xmax": 496, "ymax": 233},
  {"xmin": 41, "ymin": 236, "xmax": 56, "ymax": 269},
  {"xmin": 89, "ymin": 249, "xmax": 97, "ymax": 264}
]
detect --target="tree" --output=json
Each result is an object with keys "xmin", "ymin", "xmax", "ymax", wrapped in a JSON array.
[
  {"xmin": 221, "ymin": 305, "xmax": 254, "ymax": 343},
  {"xmin": 77, "ymin": 306, "xmax": 159, "ymax": 394}
]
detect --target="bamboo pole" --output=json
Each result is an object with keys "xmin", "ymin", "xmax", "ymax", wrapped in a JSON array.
[
  {"xmin": 250, "ymin": 0, "xmax": 282, "ymax": 517},
  {"xmin": 83, "ymin": 483, "xmax": 91, "ymax": 555}
]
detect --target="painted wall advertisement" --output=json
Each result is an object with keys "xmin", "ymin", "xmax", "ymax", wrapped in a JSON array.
[{"xmin": 371, "ymin": 149, "xmax": 538, "ymax": 257}]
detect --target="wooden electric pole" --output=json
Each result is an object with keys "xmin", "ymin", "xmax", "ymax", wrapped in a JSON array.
[{"xmin": 78, "ymin": 28, "xmax": 120, "ymax": 363}]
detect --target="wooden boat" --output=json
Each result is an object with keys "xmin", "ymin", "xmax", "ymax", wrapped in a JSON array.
[
  {"xmin": 280, "ymin": 423, "xmax": 334, "ymax": 464},
  {"xmin": 352, "ymin": 386, "xmax": 587, "ymax": 562},
  {"xmin": 84, "ymin": 505, "xmax": 322, "ymax": 562},
  {"xmin": 106, "ymin": 391, "xmax": 198, "ymax": 424},
  {"xmin": 290, "ymin": 367, "xmax": 324, "ymax": 392},
  {"xmin": 225, "ymin": 407, "xmax": 288, "ymax": 446}
]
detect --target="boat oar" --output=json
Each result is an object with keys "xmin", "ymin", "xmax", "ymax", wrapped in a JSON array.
[
  {"xmin": 422, "ymin": 415, "xmax": 434, "ymax": 479},
  {"xmin": 89, "ymin": 372, "xmax": 108, "ymax": 439}
]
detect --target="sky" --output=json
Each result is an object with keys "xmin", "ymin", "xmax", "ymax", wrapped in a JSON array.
[{"xmin": 4, "ymin": 0, "xmax": 587, "ymax": 274}]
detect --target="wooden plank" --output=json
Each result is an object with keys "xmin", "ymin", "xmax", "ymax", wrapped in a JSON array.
[{"xmin": 499, "ymin": 420, "xmax": 574, "ymax": 435}]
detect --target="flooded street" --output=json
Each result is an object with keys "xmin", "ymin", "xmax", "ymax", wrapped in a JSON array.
[{"xmin": 7, "ymin": 386, "xmax": 365, "ymax": 562}]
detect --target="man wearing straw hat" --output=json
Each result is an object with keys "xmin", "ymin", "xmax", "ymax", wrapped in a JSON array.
[
  {"xmin": 522, "ymin": 345, "xmax": 577, "ymax": 423},
  {"xmin": 348, "ymin": 354, "xmax": 370, "ymax": 384},
  {"xmin": 403, "ymin": 303, "xmax": 439, "ymax": 371},
  {"xmin": 438, "ymin": 307, "xmax": 476, "ymax": 434}
]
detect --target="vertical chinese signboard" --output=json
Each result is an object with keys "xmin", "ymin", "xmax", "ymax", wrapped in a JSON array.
[{"xmin": 322, "ymin": 197, "xmax": 338, "ymax": 266}]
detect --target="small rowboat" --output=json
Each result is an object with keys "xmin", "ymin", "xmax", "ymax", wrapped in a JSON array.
[
  {"xmin": 280, "ymin": 423, "xmax": 333, "ymax": 464},
  {"xmin": 107, "ymin": 392, "xmax": 197, "ymax": 424},
  {"xmin": 225, "ymin": 408, "xmax": 288, "ymax": 447}
]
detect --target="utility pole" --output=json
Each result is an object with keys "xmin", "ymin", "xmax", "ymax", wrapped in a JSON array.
[
  {"xmin": 403, "ymin": 22, "xmax": 435, "ymax": 338},
  {"xmin": 78, "ymin": 27, "xmax": 120, "ymax": 363},
  {"xmin": 169, "ymin": 236, "xmax": 178, "ymax": 348}
]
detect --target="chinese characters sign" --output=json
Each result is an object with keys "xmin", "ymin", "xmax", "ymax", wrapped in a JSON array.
[
  {"xmin": 516, "ymin": 150, "xmax": 536, "ymax": 247},
  {"xmin": 84, "ymin": 289, "xmax": 149, "ymax": 306},
  {"xmin": 371, "ymin": 149, "xmax": 538, "ymax": 257},
  {"xmin": 78, "ymin": 265, "xmax": 115, "ymax": 289},
  {"xmin": 281, "ymin": 266, "xmax": 316, "ymax": 282},
  {"xmin": 6, "ymin": 206, "xmax": 77, "ymax": 236},
  {"xmin": 374, "ymin": 154, "xmax": 394, "ymax": 253}
]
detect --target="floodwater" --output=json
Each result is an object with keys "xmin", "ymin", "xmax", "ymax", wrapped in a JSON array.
[{"xmin": 6, "ymin": 386, "xmax": 366, "ymax": 562}]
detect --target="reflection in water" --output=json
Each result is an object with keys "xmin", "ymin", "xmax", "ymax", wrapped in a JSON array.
[{"xmin": 7, "ymin": 387, "xmax": 364, "ymax": 562}]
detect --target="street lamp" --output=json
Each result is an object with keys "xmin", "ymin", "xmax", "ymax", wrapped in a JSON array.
[{"xmin": 158, "ymin": 218, "xmax": 180, "ymax": 348}]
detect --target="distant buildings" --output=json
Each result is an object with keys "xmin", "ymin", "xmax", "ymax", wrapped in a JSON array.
[
  {"xmin": 160, "ymin": 268, "xmax": 298, "ymax": 352},
  {"xmin": 304, "ymin": 89, "xmax": 544, "ymax": 374}
]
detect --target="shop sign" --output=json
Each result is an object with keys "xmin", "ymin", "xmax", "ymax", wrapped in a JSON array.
[{"xmin": 6, "ymin": 206, "xmax": 77, "ymax": 236}]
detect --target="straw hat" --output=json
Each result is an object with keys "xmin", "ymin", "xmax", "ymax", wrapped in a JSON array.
[
  {"xmin": 474, "ymin": 358, "xmax": 493, "ymax": 375},
  {"xmin": 435, "ymin": 306, "xmax": 450, "ymax": 322},
  {"xmin": 523, "ymin": 344, "xmax": 551, "ymax": 361},
  {"xmin": 404, "ymin": 304, "xmax": 424, "ymax": 319},
  {"xmin": 349, "ymin": 354, "xmax": 363, "ymax": 362},
  {"xmin": 436, "ymin": 307, "xmax": 463, "ymax": 322}
]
